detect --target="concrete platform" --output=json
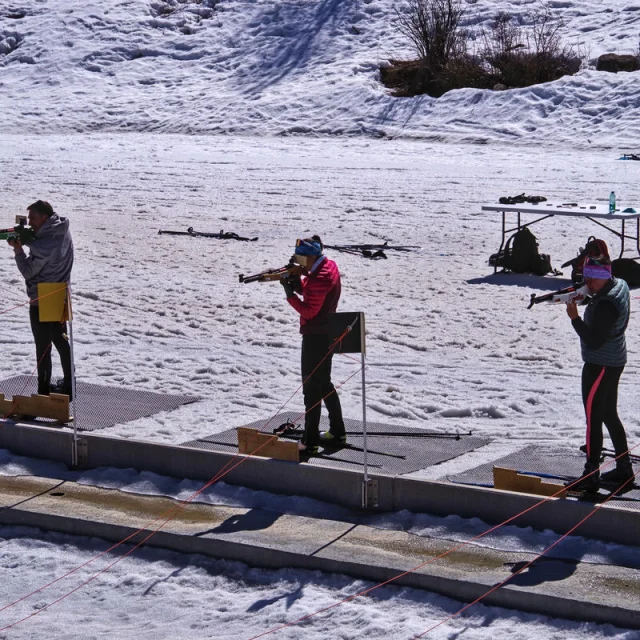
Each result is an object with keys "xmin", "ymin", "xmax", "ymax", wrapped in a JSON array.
[
  {"xmin": 183, "ymin": 411, "xmax": 490, "ymax": 475},
  {"xmin": 1, "ymin": 419, "xmax": 639, "ymax": 546},
  {"xmin": 449, "ymin": 445, "xmax": 640, "ymax": 510},
  {"xmin": 1, "ymin": 474, "xmax": 639, "ymax": 630},
  {"xmin": 1, "ymin": 419, "xmax": 640, "ymax": 628}
]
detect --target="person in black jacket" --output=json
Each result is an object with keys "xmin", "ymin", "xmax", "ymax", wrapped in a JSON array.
[
  {"xmin": 566, "ymin": 257, "xmax": 634, "ymax": 491},
  {"xmin": 7, "ymin": 200, "xmax": 74, "ymax": 398}
]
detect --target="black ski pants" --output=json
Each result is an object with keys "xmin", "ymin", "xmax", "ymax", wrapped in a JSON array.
[
  {"xmin": 581, "ymin": 362, "xmax": 629, "ymax": 467},
  {"xmin": 29, "ymin": 305, "xmax": 72, "ymax": 396},
  {"xmin": 301, "ymin": 333, "xmax": 345, "ymax": 447}
]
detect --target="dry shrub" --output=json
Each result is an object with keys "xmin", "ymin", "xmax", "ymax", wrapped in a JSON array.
[
  {"xmin": 395, "ymin": 0, "xmax": 467, "ymax": 70},
  {"xmin": 381, "ymin": 56, "xmax": 488, "ymax": 97},
  {"xmin": 482, "ymin": 11, "xmax": 582, "ymax": 88},
  {"xmin": 385, "ymin": 3, "xmax": 583, "ymax": 97},
  {"xmin": 380, "ymin": 60, "xmax": 434, "ymax": 97}
]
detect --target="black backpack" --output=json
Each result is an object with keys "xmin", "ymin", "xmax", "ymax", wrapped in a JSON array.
[
  {"xmin": 612, "ymin": 258, "xmax": 640, "ymax": 288},
  {"xmin": 490, "ymin": 227, "xmax": 552, "ymax": 275}
]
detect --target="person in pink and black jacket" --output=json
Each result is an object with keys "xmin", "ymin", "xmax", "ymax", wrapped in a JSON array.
[{"xmin": 281, "ymin": 236, "xmax": 345, "ymax": 454}]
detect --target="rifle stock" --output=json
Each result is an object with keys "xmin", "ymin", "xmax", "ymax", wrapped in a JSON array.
[{"xmin": 527, "ymin": 284, "xmax": 589, "ymax": 309}]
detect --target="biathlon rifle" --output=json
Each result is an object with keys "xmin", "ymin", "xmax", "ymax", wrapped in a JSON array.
[
  {"xmin": 239, "ymin": 257, "xmax": 303, "ymax": 284},
  {"xmin": 0, "ymin": 216, "xmax": 35, "ymax": 245},
  {"xmin": 527, "ymin": 283, "xmax": 589, "ymax": 309},
  {"xmin": 324, "ymin": 242, "xmax": 420, "ymax": 253}
]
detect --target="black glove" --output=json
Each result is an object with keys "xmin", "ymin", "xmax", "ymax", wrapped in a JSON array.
[{"xmin": 281, "ymin": 278, "xmax": 296, "ymax": 298}]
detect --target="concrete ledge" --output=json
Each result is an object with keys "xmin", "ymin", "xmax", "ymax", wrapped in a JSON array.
[
  {"xmin": 1, "ymin": 475, "xmax": 639, "ymax": 630},
  {"xmin": 1, "ymin": 421, "xmax": 640, "ymax": 546},
  {"xmin": 393, "ymin": 476, "xmax": 640, "ymax": 546}
]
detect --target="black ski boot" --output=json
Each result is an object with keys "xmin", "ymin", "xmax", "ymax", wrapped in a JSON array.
[
  {"xmin": 567, "ymin": 462, "xmax": 600, "ymax": 493},
  {"xmin": 601, "ymin": 460, "xmax": 634, "ymax": 487},
  {"xmin": 51, "ymin": 378, "xmax": 73, "ymax": 401}
]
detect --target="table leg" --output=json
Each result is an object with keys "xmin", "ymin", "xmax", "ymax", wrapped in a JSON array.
[
  {"xmin": 620, "ymin": 220, "xmax": 625, "ymax": 259},
  {"xmin": 495, "ymin": 211, "xmax": 507, "ymax": 273}
]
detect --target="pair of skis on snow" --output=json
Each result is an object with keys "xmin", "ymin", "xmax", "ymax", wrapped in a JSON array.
[
  {"xmin": 323, "ymin": 242, "xmax": 420, "ymax": 260},
  {"xmin": 158, "ymin": 227, "xmax": 258, "ymax": 241},
  {"xmin": 158, "ymin": 230, "xmax": 420, "ymax": 259}
]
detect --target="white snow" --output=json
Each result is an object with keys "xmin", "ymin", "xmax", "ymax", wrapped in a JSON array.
[
  {"xmin": 1, "ymin": 0, "xmax": 640, "ymax": 637},
  {"xmin": 1, "ymin": 0, "xmax": 639, "ymax": 143}
]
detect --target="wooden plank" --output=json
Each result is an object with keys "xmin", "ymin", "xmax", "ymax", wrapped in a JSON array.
[
  {"xmin": 7, "ymin": 393, "xmax": 71, "ymax": 423},
  {"xmin": 0, "ymin": 394, "xmax": 14, "ymax": 418},
  {"xmin": 237, "ymin": 427, "xmax": 299, "ymax": 462},
  {"xmin": 493, "ymin": 466, "xmax": 567, "ymax": 498}
]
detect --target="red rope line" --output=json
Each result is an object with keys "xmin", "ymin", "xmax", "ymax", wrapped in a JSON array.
[
  {"xmin": 0, "ymin": 285, "xmax": 68, "ymax": 317},
  {"xmin": 0, "ymin": 431, "xmax": 281, "ymax": 630},
  {"xmin": 414, "ymin": 466, "xmax": 640, "ymax": 638},
  {"xmin": 0, "ymin": 327, "xmax": 362, "ymax": 630},
  {"xmin": 6, "ymin": 300, "xmax": 631, "ymax": 636},
  {"xmin": 0, "ymin": 366, "xmax": 364, "ymax": 631},
  {"xmin": 246, "ymin": 444, "xmax": 639, "ymax": 639}
]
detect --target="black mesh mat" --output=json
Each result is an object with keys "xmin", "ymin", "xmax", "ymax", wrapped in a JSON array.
[
  {"xmin": 448, "ymin": 445, "xmax": 640, "ymax": 510},
  {"xmin": 0, "ymin": 375, "xmax": 200, "ymax": 431},
  {"xmin": 181, "ymin": 411, "xmax": 489, "ymax": 475}
]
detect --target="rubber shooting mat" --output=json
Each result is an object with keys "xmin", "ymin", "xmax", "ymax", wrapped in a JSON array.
[
  {"xmin": 0, "ymin": 375, "xmax": 200, "ymax": 431},
  {"xmin": 182, "ymin": 411, "xmax": 490, "ymax": 475},
  {"xmin": 448, "ymin": 444, "xmax": 640, "ymax": 509}
]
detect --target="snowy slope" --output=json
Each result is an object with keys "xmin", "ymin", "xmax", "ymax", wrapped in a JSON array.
[{"xmin": 1, "ymin": 0, "xmax": 639, "ymax": 144}]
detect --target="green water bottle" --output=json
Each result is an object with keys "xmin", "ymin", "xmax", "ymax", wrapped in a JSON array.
[{"xmin": 609, "ymin": 191, "xmax": 616, "ymax": 213}]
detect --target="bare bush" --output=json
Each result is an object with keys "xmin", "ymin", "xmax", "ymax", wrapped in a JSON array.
[
  {"xmin": 396, "ymin": 0, "xmax": 467, "ymax": 69},
  {"xmin": 387, "ymin": 5, "xmax": 582, "ymax": 96},
  {"xmin": 481, "ymin": 10, "xmax": 581, "ymax": 87}
]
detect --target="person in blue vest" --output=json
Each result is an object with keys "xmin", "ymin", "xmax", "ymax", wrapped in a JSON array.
[{"xmin": 566, "ymin": 257, "xmax": 634, "ymax": 491}]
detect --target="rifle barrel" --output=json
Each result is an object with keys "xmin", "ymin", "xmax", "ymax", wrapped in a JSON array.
[
  {"xmin": 325, "ymin": 243, "xmax": 419, "ymax": 251},
  {"xmin": 239, "ymin": 263, "xmax": 298, "ymax": 284}
]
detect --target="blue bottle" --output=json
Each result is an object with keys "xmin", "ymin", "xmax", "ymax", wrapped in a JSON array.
[{"xmin": 609, "ymin": 191, "xmax": 616, "ymax": 213}]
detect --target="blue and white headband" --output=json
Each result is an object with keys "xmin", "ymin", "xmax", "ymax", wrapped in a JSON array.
[{"xmin": 295, "ymin": 238, "xmax": 322, "ymax": 257}]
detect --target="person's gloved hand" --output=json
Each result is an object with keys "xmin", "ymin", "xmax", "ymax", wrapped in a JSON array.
[{"xmin": 281, "ymin": 278, "xmax": 296, "ymax": 298}]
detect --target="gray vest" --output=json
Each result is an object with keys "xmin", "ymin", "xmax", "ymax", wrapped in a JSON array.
[{"xmin": 581, "ymin": 277, "xmax": 629, "ymax": 366}]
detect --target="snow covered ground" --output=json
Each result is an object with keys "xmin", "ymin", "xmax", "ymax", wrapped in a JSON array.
[
  {"xmin": 1, "ymin": 0, "xmax": 640, "ymax": 637},
  {"xmin": 5, "ymin": 524, "xmax": 636, "ymax": 640},
  {"xmin": 2, "ymin": 133, "xmax": 639, "ymax": 453},
  {"xmin": 2, "ymin": 454, "xmax": 640, "ymax": 640}
]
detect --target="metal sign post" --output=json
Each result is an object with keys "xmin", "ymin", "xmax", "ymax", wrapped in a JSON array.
[
  {"xmin": 66, "ymin": 286, "xmax": 80, "ymax": 467},
  {"xmin": 360, "ymin": 340, "xmax": 370, "ymax": 507},
  {"xmin": 329, "ymin": 312, "xmax": 376, "ymax": 509}
]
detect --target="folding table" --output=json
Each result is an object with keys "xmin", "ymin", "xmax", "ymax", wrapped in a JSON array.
[{"xmin": 482, "ymin": 201, "xmax": 640, "ymax": 272}]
